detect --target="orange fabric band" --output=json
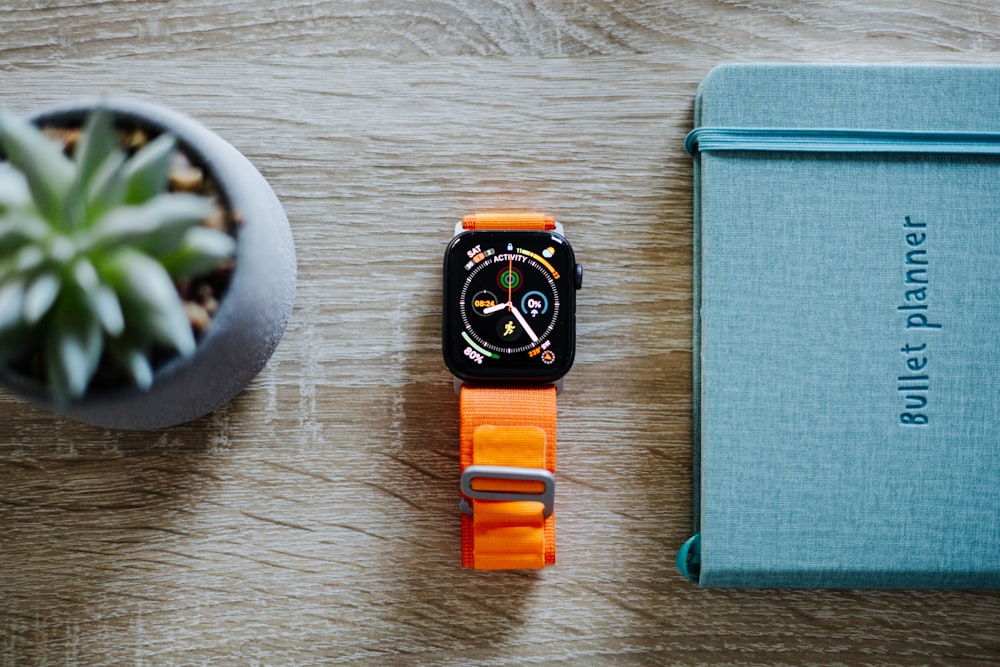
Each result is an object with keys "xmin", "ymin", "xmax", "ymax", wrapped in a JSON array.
[
  {"xmin": 462, "ymin": 212, "xmax": 556, "ymax": 231},
  {"xmin": 460, "ymin": 386, "xmax": 557, "ymax": 569}
]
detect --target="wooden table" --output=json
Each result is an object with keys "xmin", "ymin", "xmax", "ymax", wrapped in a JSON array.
[{"xmin": 2, "ymin": 2, "xmax": 999, "ymax": 664}]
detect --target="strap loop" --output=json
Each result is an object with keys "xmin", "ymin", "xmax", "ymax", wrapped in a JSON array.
[{"xmin": 462, "ymin": 212, "xmax": 556, "ymax": 230}]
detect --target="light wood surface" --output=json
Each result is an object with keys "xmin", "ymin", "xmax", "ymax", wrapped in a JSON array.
[{"xmin": 2, "ymin": 2, "xmax": 999, "ymax": 665}]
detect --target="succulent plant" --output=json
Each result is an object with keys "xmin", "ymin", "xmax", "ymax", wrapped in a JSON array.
[{"xmin": 0, "ymin": 107, "xmax": 235, "ymax": 403}]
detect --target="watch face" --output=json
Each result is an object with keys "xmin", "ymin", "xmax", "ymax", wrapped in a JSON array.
[{"xmin": 443, "ymin": 230, "xmax": 577, "ymax": 383}]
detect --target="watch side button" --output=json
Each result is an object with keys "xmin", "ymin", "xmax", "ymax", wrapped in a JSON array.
[{"xmin": 574, "ymin": 264, "xmax": 583, "ymax": 290}]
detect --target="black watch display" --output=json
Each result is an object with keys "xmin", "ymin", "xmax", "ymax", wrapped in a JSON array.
[{"xmin": 443, "ymin": 229, "xmax": 580, "ymax": 383}]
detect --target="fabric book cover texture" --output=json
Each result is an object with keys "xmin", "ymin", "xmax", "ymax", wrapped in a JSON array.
[{"xmin": 684, "ymin": 64, "xmax": 1000, "ymax": 588}]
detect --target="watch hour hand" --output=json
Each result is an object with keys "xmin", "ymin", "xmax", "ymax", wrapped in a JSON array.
[{"xmin": 482, "ymin": 301, "xmax": 510, "ymax": 315}]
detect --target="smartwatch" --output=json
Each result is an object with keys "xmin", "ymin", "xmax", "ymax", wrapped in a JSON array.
[{"xmin": 442, "ymin": 212, "xmax": 582, "ymax": 569}]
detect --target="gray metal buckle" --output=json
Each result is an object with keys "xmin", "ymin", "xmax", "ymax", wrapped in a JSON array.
[{"xmin": 459, "ymin": 465, "xmax": 555, "ymax": 518}]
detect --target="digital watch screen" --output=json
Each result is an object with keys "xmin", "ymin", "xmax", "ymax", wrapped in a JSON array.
[{"xmin": 443, "ymin": 230, "xmax": 577, "ymax": 383}]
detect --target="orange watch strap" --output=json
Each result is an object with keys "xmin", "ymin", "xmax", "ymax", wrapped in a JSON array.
[
  {"xmin": 462, "ymin": 212, "xmax": 556, "ymax": 231},
  {"xmin": 460, "ymin": 385, "xmax": 557, "ymax": 569},
  {"xmin": 456, "ymin": 212, "xmax": 560, "ymax": 570}
]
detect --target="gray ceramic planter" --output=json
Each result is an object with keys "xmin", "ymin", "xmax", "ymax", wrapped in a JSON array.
[{"xmin": 0, "ymin": 99, "xmax": 296, "ymax": 429}]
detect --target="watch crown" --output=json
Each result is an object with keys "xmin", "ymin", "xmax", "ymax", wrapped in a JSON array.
[{"xmin": 574, "ymin": 264, "xmax": 583, "ymax": 290}]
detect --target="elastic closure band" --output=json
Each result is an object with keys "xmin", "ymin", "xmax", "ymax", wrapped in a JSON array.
[
  {"xmin": 686, "ymin": 127, "xmax": 1000, "ymax": 157},
  {"xmin": 676, "ymin": 533, "xmax": 702, "ymax": 584}
]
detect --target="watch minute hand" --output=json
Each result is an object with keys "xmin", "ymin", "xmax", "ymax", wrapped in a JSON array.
[{"xmin": 510, "ymin": 304, "xmax": 539, "ymax": 342}]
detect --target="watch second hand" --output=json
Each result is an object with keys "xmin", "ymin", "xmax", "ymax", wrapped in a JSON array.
[{"xmin": 507, "ymin": 256, "xmax": 513, "ymax": 311}]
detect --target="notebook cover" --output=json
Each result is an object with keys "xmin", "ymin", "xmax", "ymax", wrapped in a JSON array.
[{"xmin": 689, "ymin": 64, "xmax": 1000, "ymax": 588}]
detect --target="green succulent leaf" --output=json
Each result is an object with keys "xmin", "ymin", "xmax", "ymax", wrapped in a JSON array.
[
  {"xmin": 65, "ymin": 109, "xmax": 121, "ymax": 230},
  {"xmin": 45, "ymin": 292, "xmax": 103, "ymax": 402},
  {"xmin": 73, "ymin": 108, "xmax": 118, "ymax": 188},
  {"xmin": 108, "ymin": 337, "xmax": 153, "ymax": 391},
  {"xmin": 161, "ymin": 227, "xmax": 236, "ymax": 279},
  {"xmin": 65, "ymin": 257, "xmax": 122, "ymax": 338},
  {"xmin": 0, "ymin": 214, "xmax": 48, "ymax": 255},
  {"xmin": 123, "ymin": 133, "xmax": 176, "ymax": 205},
  {"xmin": 0, "ymin": 163, "xmax": 31, "ymax": 212},
  {"xmin": 83, "ymin": 148, "xmax": 128, "ymax": 223},
  {"xmin": 22, "ymin": 272, "xmax": 60, "ymax": 324},
  {"xmin": 15, "ymin": 245, "xmax": 46, "ymax": 273},
  {"xmin": 71, "ymin": 257, "xmax": 100, "ymax": 293},
  {"xmin": 89, "ymin": 285, "xmax": 125, "ymax": 337},
  {"xmin": 107, "ymin": 249, "xmax": 195, "ymax": 357},
  {"xmin": 91, "ymin": 193, "xmax": 214, "ymax": 254},
  {"xmin": 0, "ymin": 110, "xmax": 74, "ymax": 226},
  {"xmin": 0, "ymin": 278, "xmax": 25, "ymax": 332}
]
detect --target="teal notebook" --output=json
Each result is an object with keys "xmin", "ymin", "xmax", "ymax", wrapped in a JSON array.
[{"xmin": 681, "ymin": 64, "xmax": 1000, "ymax": 588}]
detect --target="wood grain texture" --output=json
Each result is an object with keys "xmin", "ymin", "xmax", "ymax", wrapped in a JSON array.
[
  {"xmin": 4, "ymin": 0, "xmax": 1000, "ymax": 60},
  {"xmin": 1, "ymin": 1, "xmax": 999, "ymax": 665}
]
